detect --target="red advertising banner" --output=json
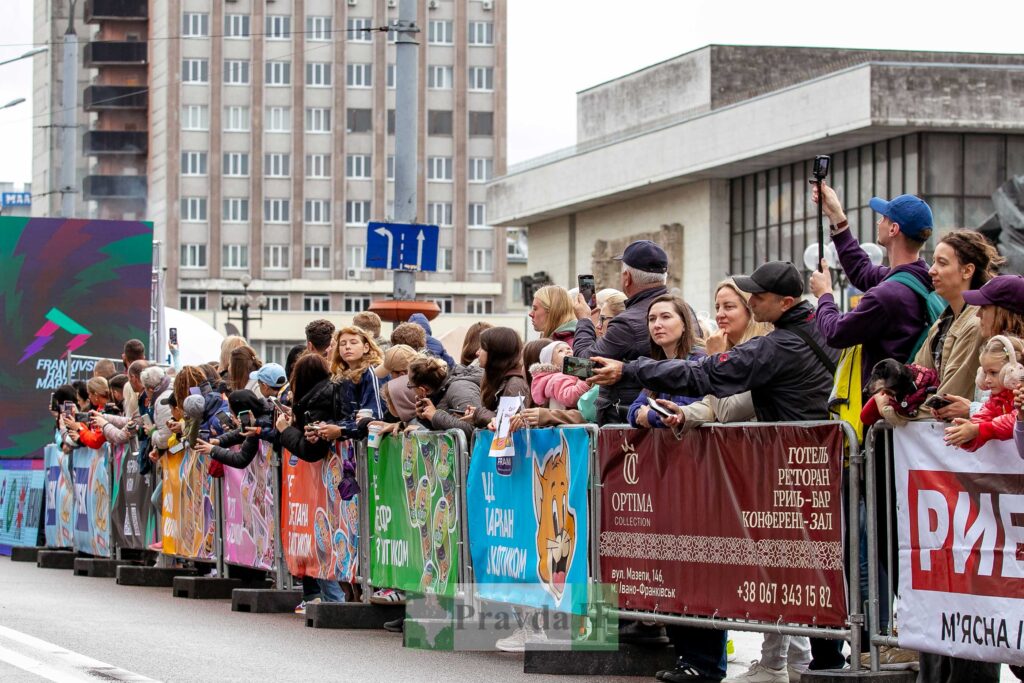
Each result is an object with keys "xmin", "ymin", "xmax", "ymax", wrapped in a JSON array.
[{"xmin": 599, "ymin": 425, "xmax": 847, "ymax": 626}]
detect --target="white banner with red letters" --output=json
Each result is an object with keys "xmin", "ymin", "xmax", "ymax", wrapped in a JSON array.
[{"xmin": 894, "ymin": 421, "xmax": 1024, "ymax": 666}]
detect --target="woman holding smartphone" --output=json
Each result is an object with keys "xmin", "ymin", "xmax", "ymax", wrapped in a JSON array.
[{"xmin": 627, "ymin": 295, "xmax": 705, "ymax": 428}]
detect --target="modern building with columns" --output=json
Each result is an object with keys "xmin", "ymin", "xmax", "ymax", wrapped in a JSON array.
[{"xmin": 488, "ymin": 45, "xmax": 1024, "ymax": 318}]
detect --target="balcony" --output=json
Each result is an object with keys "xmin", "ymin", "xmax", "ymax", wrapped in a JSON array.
[
  {"xmin": 84, "ymin": 85, "xmax": 147, "ymax": 111},
  {"xmin": 84, "ymin": 41, "xmax": 147, "ymax": 67},
  {"xmin": 84, "ymin": 0, "xmax": 147, "ymax": 22},
  {"xmin": 83, "ymin": 175, "xmax": 147, "ymax": 200},
  {"xmin": 83, "ymin": 130, "xmax": 147, "ymax": 156}
]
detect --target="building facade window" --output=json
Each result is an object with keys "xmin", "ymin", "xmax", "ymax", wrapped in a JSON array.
[
  {"xmin": 469, "ymin": 111, "xmax": 493, "ymax": 136},
  {"xmin": 265, "ymin": 153, "xmax": 290, "ymax": 178},
  {"xmin": 304, "ymin": 294, "xmax": 330, "ymax": 312},
  {"xmin": 468, "ymin": 157, "xmax": 492, "ymax": 183},
  {"xmin": 427, "ymin": 202, "xmax": 452, "ymax": 227},
  {"xmin": 224, "ymin": 106, "xmax": 250, "ymax": 132},
  {"xmin": 182, "ymin": 12, "xmax": 209, "ymax": 37},
  {"xmin": 179, "ymin": 292, "xmax": 208, "ymax": 310},
  {"xmin": 386, "ymin": 64, "xmax": 396, "ymax": 89},
  {"xmin": 182, "ymin": 105, "xmax": 209, "ymax": 130},
  {"xmin": 427, "ymin": 156, "xmax": 453, "ymax": 181},
  {"xmin": 346, "ymin": 154, "xmax": 371, "ymax": 179},
  {"xmin": 345, "ymin": 200, "xmax": 371, "ymax": 225},
  {"xmin": 181, "ymin": 151, "xmax": 207, "ymax": 176},
  {"xmin": 305, "ymin": 108, "xmax": 331, "ymax": 133},
  {"xmin": 304, "ymin": 245, "xmax": 331, "ymax": 270},
  {"xmin": 347, "ymin": 245, "xmax": 366, "ymax": 271},
  {"xmin": 307, "ymin": 154, "xmax": 331, "ymax": 178},
  {"xmin": 468, "ymin": 202, "xmax": 486, "ymax": 227},
  {"xmin": 346, "ymin": 63, "xmax": 373, "ymax": 88},
  {"xmin": 182, "ymin": 58, "xmax": 209, "ymax": 83},
  {"xmin": 264, "ymin": 198, "xmax": 291, "ymax": 223},
  {"xmin": 304, "ymin": 199, "xmax": 331, "ymax": 224},
  {"xmin": 468, "ymin": 66, "xmax": 494, "ymax": 91},
  {"xmin": 179, "ymin": 244, "xmax": 207, "ymax": 268},
  {"xmin": 428, "ymin": 110, "xmax": 453, "ymax": 136},
  {"xmin": 224, "ymin": 60, "xmax": 250, "ymax": 85},
  {"xmin": 427, "ymin": 65, "xmax": 453, "ymax": 90},
  {"xmin": 467, "ymin": 297, "xmax": 493, "ymax": 315},
  {"xmin": 347, "ymin": 108, "xmax": 372, "ymax": 133},
  {"xmin": 306, "ymin": 62, "xmax": 332, "ymax": 87},
  {"xmin": 343, "ymin": 296, "xmax": 372, "ymax": 313},
  {"xmin": 428, "ymin": 20, "xmax": 453, "ymax": 45},
  {"xmin": 181, "ymin": 197, "xmax": 207, "ymax": 222},
  {"xmin": 265, "ymin": 15, "xmax": 291, "ymax": 40},
  {"xmin": 437, "ymin": 247, "xmax": 453, "ymax": 273},
  {"xmin": 223, "ymin": 152, "xmax": 250, "ymax": 177},
  {"xmin": 468, "ymin": 247, "xmax": 493, "ymax": 273},
  {"xmin": 224, "ymin": 14, "xmax": 250, "ymax": 38},
  {"xmin": 468, "ymin": 21, "xmax": 493, "ymax": 45},
  {"xmin": 261, "ymin": 342, "xmax": 292, "ymax": 365},
  {"xmin": 434, "ymin": 296, "xmax": 453, "ymax": 314},
  {"xmin": 222, "ymin": 244, "xmax": 249, "ymax": 270},
  {"xmin": 222, "ymin": 197, "xmax": 249, "ymax": 222},
  {"xmin": 507, "ymin": 228, "xmax": 528, "ymax": 261},
  {"xmin": 387, "ymin": 155, "xmax": 395, "ymax": 181},
  {"xmin": 266, "ymin": 61, "xmax": 292, "ymax": 86},
  {"xmin": 266, "ymin": 106, "xmax": 290, "ymax": 132},
  {"xmin": 348, "ymin": 17, "xmax": 372, "ymax": 42},
  {"xmin": 307, "ymin": 16, "xmax": 332, "ymax": 41},
  {"xmin": 263, "ymin": 244, "xmax": 290, "ymax": 270},
  {"xmin": 265, "ymin": 295, "xmax": 289, "ymax": 312}
]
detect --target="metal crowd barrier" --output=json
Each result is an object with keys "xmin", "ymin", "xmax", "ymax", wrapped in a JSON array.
[{"xmin": 864, "ymin": 422, "xmax": 895, "ymax": 672}]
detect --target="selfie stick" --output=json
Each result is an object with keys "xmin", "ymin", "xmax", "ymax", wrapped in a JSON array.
[{"xmin": 813, "ymin": 155, "xmax": 830, "ymax": 274}]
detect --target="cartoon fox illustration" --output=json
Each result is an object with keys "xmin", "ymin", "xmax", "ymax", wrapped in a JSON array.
[{"xmin": 533, "ymin": 432, "xmax": 576, "ymax": 604}]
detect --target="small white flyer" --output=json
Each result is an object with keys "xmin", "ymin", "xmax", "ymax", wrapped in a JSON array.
[{"xmin": 488, "ymin": 395, "xmax": 523, "ymax": 458}]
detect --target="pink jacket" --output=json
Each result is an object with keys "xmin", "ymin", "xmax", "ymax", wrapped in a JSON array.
[
  {"xmin": 530, "ymin": 363, "xmax": 591, "ymax": 410},
  {"xmin": 963, "ymin": 389, "xmax": 1016, "ymax": 452}
]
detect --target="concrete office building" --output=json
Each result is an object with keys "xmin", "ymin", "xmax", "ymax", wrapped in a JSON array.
[{"xmin": 488, "ymin": 45, "xmax": 1024, "ymax": 317}]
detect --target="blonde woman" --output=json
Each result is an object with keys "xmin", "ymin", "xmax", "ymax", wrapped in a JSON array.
[
  {"xmin": 595, "ymin": 290, "xmax": 627, "ymax": 338},
  {"xmin": 218, "ymin": 335, "xmax": 248, "ymax": 376},
  {"xmin": 529, "ymin": 285, "xmax": 577, "ymax": 345},
  {"xmin": 316, "ymin": 326, "xmax": 384, "ymax": 442}
]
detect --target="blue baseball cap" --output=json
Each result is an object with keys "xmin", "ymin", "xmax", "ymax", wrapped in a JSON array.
[
  {"xmin": 868, "ymin": 194, "xmax": 933, "ymax": 240},
  {"xmin": 613, "ymin": 240, "xmax": 668, "ymax": 274},
  {"xmin": 250, "ymin": 363, "xmax": 287, "ymax": 388}
]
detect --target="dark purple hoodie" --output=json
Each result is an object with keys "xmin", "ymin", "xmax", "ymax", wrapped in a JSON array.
[{"xmin": 815, "ymin": 228, "xmax": 934, "ymax": 382}]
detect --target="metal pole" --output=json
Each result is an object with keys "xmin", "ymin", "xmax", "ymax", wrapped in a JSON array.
[
  {"xmin": 59, "ymin": 2, "xmax": 78, "ymax": 218},
  {"xmin": 865, "ymin": 426, "xmax": 882, "ymax": 671},
  {"xmin": 392, "ymin": 0, "xmax": 419, "ymax": 303},
  {"xmin": 847, "ymin": 423, "xmax": 862, "ymax": 672},
  {"xmin": 270, "ymin": 447, "xmax": 286, "ymax": 590}
]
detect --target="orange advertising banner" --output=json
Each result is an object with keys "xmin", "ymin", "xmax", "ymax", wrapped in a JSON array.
[{"xmin": 160, "ymin": 448, "xmax": 215, "ymax": 561}]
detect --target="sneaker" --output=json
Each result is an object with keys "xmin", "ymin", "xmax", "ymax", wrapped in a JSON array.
[
  {"xmin": 370, "ymin": 588, "xmax": 406, "ymax": 605},
  {"xmin": 656, "ymin": 660, "xmax": 723, "ymax": 682},
  {"xmin": 294, "ymin": 597, "xmax": 321, "ymax": 615},
  {"xmin": 724, "ymin": 661, "xmax": 787, "ymax": 683},
  {"xmin": 858, "ymin": 646, "xmax": 919, "ymax": 671},
  {"xmin": 495, "ymin": 626, "xmax": 547, "ymax": 653},
  {"xmin": 727, "ymin": 639, "xmax": 738, "ymax": 663},
  {"xmin": 618, "ymin": 620, "xmax": 670, "ymax": 646},
  {"xmin": 383, "ymin": 617, "xmax": 404, "ymax": 633}
]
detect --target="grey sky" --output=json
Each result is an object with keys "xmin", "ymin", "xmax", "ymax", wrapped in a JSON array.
[{"xmin": 1, "ymin": 1, "xmax": 1022, "ymax": 186}]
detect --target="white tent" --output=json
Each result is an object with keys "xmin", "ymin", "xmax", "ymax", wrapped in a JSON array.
[{"xmin": 163, "ymin": 307, "xmax": 225, "ymax": 366}]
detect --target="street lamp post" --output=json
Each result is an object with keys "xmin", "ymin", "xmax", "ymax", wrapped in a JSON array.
[
  {"xmin": 221, "ymin": 275, "xmax": 267, "ymax": 340},
  {"xmin": 0, "ymin": 46, "xmax": 48, "ymax": 67}
]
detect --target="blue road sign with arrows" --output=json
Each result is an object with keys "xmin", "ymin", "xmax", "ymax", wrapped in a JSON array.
[{"xmin": 365, "ymin": 221, "xmax": 439, "ymax": 271}]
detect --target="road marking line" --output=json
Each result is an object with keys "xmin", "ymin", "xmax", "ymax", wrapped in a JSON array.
[
  {"xmin": 0, "ymin": 625, "xmax": 159, "ymax": 682},
  {"xmin": 0, "ymin": 643, "xmax": 93, "ymax": 682}
]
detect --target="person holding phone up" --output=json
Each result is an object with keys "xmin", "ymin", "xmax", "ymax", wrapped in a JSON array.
[{"xmin": 627, "ymin": 295, "xmax": 705, "ymax": 429}]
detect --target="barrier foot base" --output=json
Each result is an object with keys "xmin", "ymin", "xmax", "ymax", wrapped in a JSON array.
[
  {"xmin": 74, "ymin": 557, "xmax": 138, "ymax": 578},
  {"xmin": 305, "ymin": 602, "xmax": 405, "ymax": 629},
  {"xmin": 171, "ymin": 576, "xmax": 271, "ymax": 600},
  {"xmin": 37, "ymin": 550, "xmax": 76, "ymax": 570},
  {"xmin": 232, "ymin": 588, "xmax": 303, "ymax": 613},
  {"xmin": 116, "ymin": 565, "xmax": 197, "ymax": 587},
  {"xmin": 11, "ymin": 546, "xmax": 46, "ymax": 563},
  {"xmin": 523, "ymin": 643, "xmax": 676, "ymax": 676},
  {"xmin": 803, "ymin": 670, "xmax": 917, "ymax": 682}
]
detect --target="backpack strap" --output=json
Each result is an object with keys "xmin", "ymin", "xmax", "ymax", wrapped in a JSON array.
[
  {"xmin": 886, "ymin": 270, "xmax": 929, "ymax": 299},
  {"xmin": 787, "ymin": 325, "xmax": 837, "ymax": 376}
]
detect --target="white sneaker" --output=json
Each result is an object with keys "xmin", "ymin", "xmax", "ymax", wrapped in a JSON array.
[
  {"xmin": 495, "ymin": 626, "xmax": 547, "ymax": 653},
  {"xmin": 724, "ymin": 661, "xmax": 788, "ymax": 683}
]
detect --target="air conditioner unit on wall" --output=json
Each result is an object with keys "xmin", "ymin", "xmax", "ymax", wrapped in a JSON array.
[
  {"xmin": 428, "ymin": 0, "xmax": 439, "ymax": 9},
  {"xmin": 346, "ymin": 268, "xmax": 358, "ymax": 279},
  {"xmin": 482, "ymin": 0, "xmax": 493, "ymax": 10},
  {"xmin": 348, "ymin": 0, "xmax": 358, "ymax": 7},
  {"xmin": 387, "ymin": 0, "xmax": 397, "ymax": 7}
]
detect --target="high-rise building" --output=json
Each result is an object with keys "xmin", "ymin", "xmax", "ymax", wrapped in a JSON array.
[{"xmin": 148, "ymin": 0, "xmax": 510, "ymax": 326}]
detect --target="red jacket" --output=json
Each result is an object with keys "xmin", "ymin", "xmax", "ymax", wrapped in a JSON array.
[
  {"xmin": 963, "ymin": 389, "xmax": 1016, "ymax": 452},
  {"xmin": 76, "ymin": 421, "xmax": 107, "ymax": 449}
]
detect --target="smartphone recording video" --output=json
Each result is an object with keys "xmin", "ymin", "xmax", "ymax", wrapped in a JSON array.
[{"xmin": 562, "ymin": 356, "xmax": 595, "ymax": 380}]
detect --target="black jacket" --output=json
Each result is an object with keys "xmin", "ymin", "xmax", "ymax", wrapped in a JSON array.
[
  {"xmin": 622, "ymin": 301, "xmax": 837, "ymax": 423},
  {"xmin": 572, "ymin": 285, "xmax": 668, "ymax": 424}
]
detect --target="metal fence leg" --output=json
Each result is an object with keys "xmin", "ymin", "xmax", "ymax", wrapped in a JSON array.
[
  {"xmin": 865, "ymin": 426, "xmax": 881, "ymax": 672},
  {"xmin": 270, "ymin": 448, "xmax": 285, "ymax": 590},
  {"xmin": 846, "ymin": 423, "xmax": 862, "ymax": 672},
  {"xmin": 214, "ymin": 473, "xmax": 225, "ymax": 578}
]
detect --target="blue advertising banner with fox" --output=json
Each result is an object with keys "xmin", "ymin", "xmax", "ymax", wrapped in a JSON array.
[{"xmin": 467, "ymin": 427, "xmax": 590, "ymax": 614}]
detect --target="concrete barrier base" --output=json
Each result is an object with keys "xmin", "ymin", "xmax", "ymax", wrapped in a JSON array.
[
  {"xmin": 232, "ymin": 588, "xmax": 303, "ymax": 613},
  {"xmin": 116, "ymin": 565, "xmax": 197, "ymax": 587},
  {"xmin": 10, "ymin": 546, "xmax": 46, "ymax": 563},
  {"xmin": 73, "ymin": 557, "xmax": 138, "ymax": 578},
  {"xmin": 172, "ymin": 576, "xmax": 272, "ymax": 599},
  {"xmin": 37, "ymin": 550, "xmax": 76, "ymax": 570},
  {"xmin": 305, "ymin": 602, "xmax": 405, "ymax": 629},
  {"xmin": 803, "ymin": 670, "xmax": 917, "ymax": 682},
  {"xmin": 523, "ymin": 643, "xmax": 676, "ymax": 676}
]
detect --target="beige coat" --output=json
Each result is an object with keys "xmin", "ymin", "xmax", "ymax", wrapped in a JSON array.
[{"xmin": 913, "ymin": 304, "xmax": 984, "ymax": 400}]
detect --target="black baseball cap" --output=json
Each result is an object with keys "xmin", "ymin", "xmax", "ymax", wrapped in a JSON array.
[
  {"xmin": 613, "ymin": 240, "xmax": 668, "ymax": 274},
  {"xmin": 734, "ymin": 261, "xmax": 804, "ymax": 298}
]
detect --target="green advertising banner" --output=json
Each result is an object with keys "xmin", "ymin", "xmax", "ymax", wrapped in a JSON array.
[{"xmin": 368, "ymin": 432, "xmax": 459, "ymax": 597}]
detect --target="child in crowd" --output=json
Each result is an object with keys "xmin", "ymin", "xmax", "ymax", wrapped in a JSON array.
[
  {"xmin": 944, "ymin": 335, "xmax": 1024, "ymax": 451},
  {"xmin": 529, "ymin": 341, "xmax": 591, "ymax": 410}
]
